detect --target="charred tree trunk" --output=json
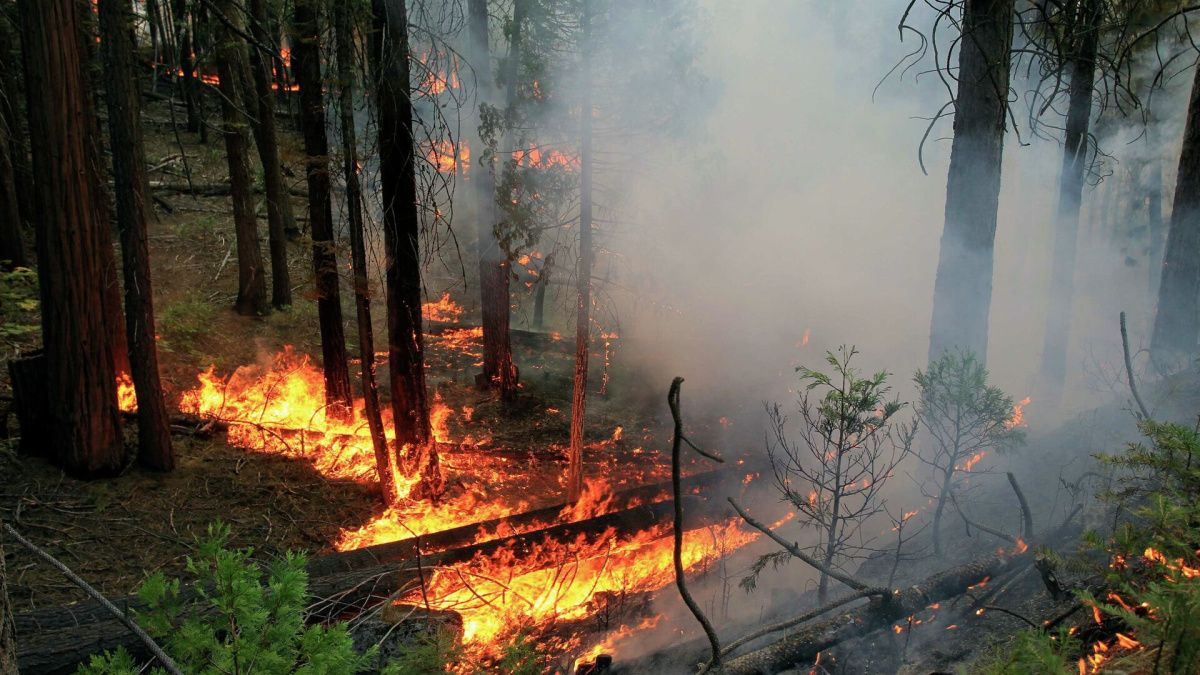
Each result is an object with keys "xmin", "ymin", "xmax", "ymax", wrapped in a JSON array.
[
  {"xmin": 473, "ymin": 0, "xmax": 519, "ymax": 402},
  {"xmin": 335, "ymin": 0, "xmax": 396, "ymax": 504},
  {"xmin": 18, "ymin": 0, "xmax": 125, "ymax": 475},
  {"xmin": 293, "ymin": 0, "xmax": 354, "ymax": 413},
  {"xmin": 213, "ymin": 0, "xmax": 269, "ymax": 315},
  {"xmin": 567, "ymin": 2, "xmax": 594, "ymax": 504},
  {"xmin": 1039, "ymin": 0, "xmax": 1099, "ymax": 400},
  {"xmin": 927, "ymin": 0, "xmax": 1015, "ymax": 365},
  {"xmin": 245, "ymin": 0, "xmax": 294, "ymax": 309},
  {"xmin": 170, "ymin": 0, "xmax": 200, "ymax": 133},
  {"xmin": 99, "ymin": 0, "xmax": 175, "ymax": 471},
  {"xmin": 1151, "ymin": 62, "xmax": 1200, "ymax": 359},
  {"xmin": 0, "ymin": 103, "xmax": 26, "ymax": 269},
  {"xmin": 373, "ymin": 0, "xmax": 441, "ymax": 500},
  {"xmin": 533, "ymin": 253, "xmax": 552, "ymax": 330}
]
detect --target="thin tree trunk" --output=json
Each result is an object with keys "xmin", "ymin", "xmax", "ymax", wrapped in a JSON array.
[
  {"xmin": 567, "ymin": 0, "xmax": 594, "ymax": 504},
  {"xmin": 1039, "ymin": 0, "xmax": 1100, "ymax": 400},
  {"xmin": 99, "ymin": 0, "xmax": 175, "ymax": 471},
  {"xmin": 293, "ymin": 0, "xmax": 354, "ymax": 414},
  {"xmin": 244, "ymin": 0, "xmax": 294, "ymax": 308},
  {"xmin": 335, "ymin": 0, "xmax": 395, "ymax": 504},
  {"xmin": 170, "ymin": 0, "xmax": 200, "ymax": 133},
  {"xmin": 1152, "ymin": 62, "xmax": 1200, "ymax": 359},
  {"xmin": 473, "ymin": 0, "xmax": 519, "ymax": 402},
  {"xmin": 213, "ymin": 0, "xmax": 268, "ymax": 316},
  {"xmin": 373, "ymin": 0, "xmax": 442, "ymax": 500},
  {"xmin": 0, "ymin": 6, "xmax": 34, "ymax": 236},
  {"xmin": 533, "ymin": 253, "xmax": 552, "ymax": 330},
  {"xmin": 0, "ymin": 518, "xmax": 15, "ymax": 675},
  {"xmin": 18, "ymin": 0, "xmax": 125, "ymax": 475},
  {"xmin": 927, "ymin": 0, "xmax": 1015, "ymax": 365}
]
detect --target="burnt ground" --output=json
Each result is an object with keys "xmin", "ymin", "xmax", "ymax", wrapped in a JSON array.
[{"xmin": 0, "ymin": 95, "xmax": 697, "ymax": 617}]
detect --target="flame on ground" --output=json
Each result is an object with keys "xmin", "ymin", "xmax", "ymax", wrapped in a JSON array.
[{"xmin": 422, "ymin": 292, "xmax": 466, "ymax": 323}]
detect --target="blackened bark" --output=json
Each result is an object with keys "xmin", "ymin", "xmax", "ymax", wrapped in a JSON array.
[
  {"xmin": 0, "ymin": 107, "xmax": 26, "ymax": 269},
  {"xmin": 372, "ymin": 0, "xmax": 442, "ymax": 500},
  {"xmin": 927, "ymin": 0, "xmax": 1015, "ymax": 365},
  {"xmin": 213, "ymin": 0, "xmax": 269, "ymax": 315},
  {"xmin": 99, "ymin": 0, "xmax": 176, "ymax": 471},
  {"xmin": 567, "ymin": 2, "xmax": 594, "ymax": 503},
  {"xmin": 18, "ymin": 0, "xmax": 125, "ymax": 475},
  {"xmin": 245, "ymin": 0, "xmax": 294, "ymax": 308},
  {"xmin": 1039, "ymin": 0, "xmax": 1100, "ymax": 396},
  {"xmin": 170, "ymin": 0, "xmax": 200, "ymax": 133},
  {"xmin": 472, "ymin": 0, "xmax": 519, "ymax": 402},
  {"xmin": 335, "ymin": 0, "xmax": 396, "ymax": 504},
  {"xmin": 293, "ymin": 0, "xmax": 354, "ymax": 413},
  {"xmin": 1152, "ymin": 62, "xmax": 1200, "ymax": 358}
]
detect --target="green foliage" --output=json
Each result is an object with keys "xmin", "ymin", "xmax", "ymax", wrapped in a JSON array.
[
  {"xmin": 1080, "ymin": 420, "xmax": 1200, "ymax": 673},
  {"xmin": 78, "ymin": 522, "xmax": 375, "ymax": 675},
  {"xmin": 76, "ymin": 647, "xmax": 141, "ymax": 675},
  {"xmin": 974, "ymin": 628, "xmax": 1077, "ymax": 675},
  {"xmin": 0, "ymin": 266, "xmax": 40, "ymax": 347},
  {"xmin": 378, "ymin": 629, "xmax": 462, "ymax": 675},
  {"xmin": 494, "ymin": 629, "xmax": 544, "ymax": 675},
  {"xmin": 914, "ymin": 350, "xmax": 1024, "ymax": 468}
]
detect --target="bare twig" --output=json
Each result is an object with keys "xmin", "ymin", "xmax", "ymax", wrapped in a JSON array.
[
  {"xmin": 668, "ymin": 377, "xmax": 724, "ymax": 671},
  {"xmin": 2, "ymin": 523, "xmax": 184, "ymax": 675},
  {"xmin": 1120, "ymin": 311, "xmax": 1151, "ymax": 421}
]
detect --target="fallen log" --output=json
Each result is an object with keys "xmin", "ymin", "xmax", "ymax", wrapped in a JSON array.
[
  {"xmin": 149, "ymin": 180, "xmax": 307, "ymax": 199},
  {"xmin": 15, "ymin": 491, "xmax": 732, "ymax": 673}
]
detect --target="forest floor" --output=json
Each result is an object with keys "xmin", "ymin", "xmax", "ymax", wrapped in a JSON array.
[{"xmin": 0, "ymin": 95, "xmax": 696, "ymax": 616}]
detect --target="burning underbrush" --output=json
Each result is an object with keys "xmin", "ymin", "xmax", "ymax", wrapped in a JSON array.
[{"xmin": 115, "ymin": 313, "xmax": 771, "ymax": 667}]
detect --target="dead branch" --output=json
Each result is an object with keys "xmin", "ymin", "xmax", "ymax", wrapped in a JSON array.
[
  {"xmin": 668, "ymin": 377, "xmax": 725, "ymax": 671},
  {"xmin": 1007, "ymin": 472, "xmax": 1034, "ymax": 538},
  {"xmin": 2, "ymin": 523, "xmax": 183, "ymax": 675},
  {"xmin": 949, "ymin": 493, "xmax": 1018, "ymax": 544},
  {"xmin": 1120, "ymin": 311, "xmax": 1150, "ymax": 420},
  {"xmin": 728, "ymin": 498, "xmax": 873, "ymax": 594}
]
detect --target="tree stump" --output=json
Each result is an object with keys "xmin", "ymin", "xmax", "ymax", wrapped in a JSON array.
[{"xmin": 8, "ymin": 350, "xmax": 48, "ymax": 457}]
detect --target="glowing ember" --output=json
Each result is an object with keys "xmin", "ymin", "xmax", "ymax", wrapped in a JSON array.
[{"xmin": 116, "ymin": 373, "xmax": 137, "ymax": 412}]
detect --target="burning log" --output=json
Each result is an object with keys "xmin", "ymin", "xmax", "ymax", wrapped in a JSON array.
[{"xmin": 13, "ymin": 491, "xmax": 730, "ymax": 673}]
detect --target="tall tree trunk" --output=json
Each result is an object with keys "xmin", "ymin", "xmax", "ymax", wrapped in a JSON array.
[
  {"xmin": 567, "ymin": 0, "xmax": 594, "ymax": 504},
  {"xmin": 1039, "ymin": 0, "xmax": 1100, "ymax": 400},
  {"xmin": 293, "ymin": 0, "xmax": 354, "ymax": 414},
  {"xmin": 1151, "ymin": 63, "xmax": 1200, "ymax": 358},
  {"xmin": 927, "ymin": 0, "xmax": 1015, "ymax": 365},
  {"xmin": 533, "ymin": 253, "xmax": 552, "ymax": 330},
  {"xmin": 472, "ymin": 0, "xmax": 519, "ymax": 402},
  {"xmin": 18, "ymin": 0, "xmax": 125, "ymax": 475},
  {"xmin": 99, "ymin": 0, "xmax": 175, "ymax": 471},
  {"xmin": 0, "ymin": 518, "xmax": 15, "ymax": 675},
  {"xmin": 244, "ymin": 0, "xmax": 294, "ymax": 308},
  {"xmin": 0, "ymin": 5, "xmax": 34, "ymax": 237},
  {"xmin": 0, "ymin": 105, "xmax": 26, "ymax": 269},
  {"xmin": 170, "ymin": 0, "xmax": 200, "ymax": 133},
  {"xmin": 335, "ymin": 0, "xmax": 396, "ymax": 504},
  {"xmin": 373, "ymin": 0, "xmax": 442, "ymax": 500},
  {"xmin": 213, "ymin": 0, "xmax": 269, "ymax": 316}
]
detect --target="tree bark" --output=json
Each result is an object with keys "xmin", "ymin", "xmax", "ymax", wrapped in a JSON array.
[
  {"xmin": 99, "ymin": 0, "xmax": 175, "ymax": 471},
  {"xmin": 927, "ymin": 0, "xmax": 1015, "ymax": 365},
  {"xmin": 0, "ymin": 101, "xmax": 26, "ymax": 269},
  {"xmin": 18, "ymin": 0, "xmax": 125, "ymax": 475},
  {"xmin": 213, "ymin": 0, "xmax": 269, "ymax": 315},
  {"xmin": 0, "ymin": 4, "xmax": 33, "ymax": 252},
  {"xmin": 1039, "ymin": 0, "xmax": 1100, "ymax": 399},
  {"xmin": 372, "ymin": 0, "xmax": 441, "ymax": 500},
  {"xmin": 473, "ymin": 0, "xmax": 519, "ymax": 402},
  {"xmin": 293, "ymin": 0, "xmax": 354, "ymax": 413},
  {"xmin": 169, "ymin": 0, "xmax": 201, "ymax": 133},
  {"xmin": 244, "ymin": 0, "xmax": 294, "ymax": 308},
  {"xmin": 567, "ymin": 4, "xmax": 595, "ymax": 504},
  {"xmin": 335, "ymin": 0, "xmax": 396, "ymax": 504},
  {"xmin": 0, "ymin": 518, "xmax": 15, "ymax": 675},
  {"xmin": 1152, "ymin": 62, "xmax": 1200, "ymax": 358}
]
